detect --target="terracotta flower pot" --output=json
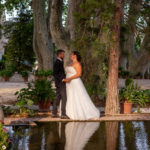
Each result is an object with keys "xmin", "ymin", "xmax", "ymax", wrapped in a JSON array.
[
  {"xmin": 123, "ymin": 102, "xmax": 132, "ymax": 114},
  {"xmin": 39, "ymin": 100, "xmax": 51, "ymax": 111},
  {"xmin": 2, "ymin": 76, "xmax": 9, "ymax": 82},
  {"xmin": 24, "ymin": 77, "xmax": 28, "ymax": 82}
]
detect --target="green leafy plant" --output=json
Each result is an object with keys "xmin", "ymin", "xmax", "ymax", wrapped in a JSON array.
[
  {"xmin": 119, "ymin": 78, "xmax": 150, "ymax": 107},
  {"xmin": 135, "ymin": 72, "xmax": 142, "ymax": 79},
  {"xmin": 32, "ymin": 79, "xmax": 55, "ymax": 102},
  {"xmin": 34, "ymin": 69, "xmax": 53, "ymax": 77},
  {"xmin": 14, "ymin": 83, "xmax": 34, "ymax": 116},
  {"xmin": 119, "ymin": 67, "xmax": 130, "ymax": 78},
  {"xmin": 14, "ymin": 99, "xmax": 34, "ymax": 116},
  {"xmin": 15, "ymin": 79, "xmax": 55, "ymax": 104},
  {"xmin": 125, "ymin": 78, "xmax": 133, "ymax": 87},
  {"xmin": 34, "ymin": 70, "xmax": 45, "ymax": 77},
  {"xmin": 45, "ymin": 70, "xmax": 53, "ymax": 77},
  {"xmin": 0, "ymin": 69, "xmax": 13, "ymax": 77},
  {"xmin": 19, "ymin": 70, "xmax": 29, "ymax": 78}
]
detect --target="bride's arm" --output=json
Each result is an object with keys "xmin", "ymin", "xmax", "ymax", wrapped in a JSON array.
[{"xmin": 63, "ymin": 64, "xmax": 82, "ymax": 82}]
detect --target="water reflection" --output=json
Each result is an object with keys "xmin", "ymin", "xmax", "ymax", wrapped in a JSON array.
[
  {"xmin": 65, "ymin": 122, "xmax": 99, "ymax": 150},
  {"xmin": 7, "ymin": 121, "xmax": 150, "ymax": 150},
  {"xmin": 119, "ymin": 123, "xmax": 127, "ymax": 150},
  {"xmin": 106, "ymin": 122, "xmax": 118, "ymax": 150},
  {"xmin": 132, "ymin": 122, "xmax": 150, "ymax": 150}
]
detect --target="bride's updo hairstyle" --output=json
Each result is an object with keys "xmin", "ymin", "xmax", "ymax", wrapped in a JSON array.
[{"xmin": 73, "ymin": 51, "xmax": 81, "ymax": 62}]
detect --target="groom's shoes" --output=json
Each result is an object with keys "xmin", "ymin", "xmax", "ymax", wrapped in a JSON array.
[
  {"xmin": 61, "ymin": 115, "xmax": 70, "ymax": 119},
  {"xmin": 52, "ymin": 114, "xmax": 59, "ymax": 118}
]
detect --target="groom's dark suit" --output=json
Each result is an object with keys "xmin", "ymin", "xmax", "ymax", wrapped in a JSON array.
[{"xmin": 53, "ymin": 58, "xmax": 67, "ymax": 116}]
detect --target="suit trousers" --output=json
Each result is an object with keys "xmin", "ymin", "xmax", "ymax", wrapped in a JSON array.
[{"xmin": 53, "ymin": 82, "xmax": 67, "ymax": 116}]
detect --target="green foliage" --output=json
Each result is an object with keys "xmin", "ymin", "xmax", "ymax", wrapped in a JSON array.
[
  {"xmin": 3, "ymin": 99, "xmax": 34, "ymax": 117},
  {"xmin": 119, "ymin": 67, "xmax": 130, "ymax": 78},
  {"xmin": 0, "ymin": 55, "xmax": 7, "ymax": 71},
  {"xmin": 135, "ymin": 72, "xmax": 142, "ymax": 78},
  {"xmin": 34, "ymin": 69, "xmax": 53, "ymax": 77},
  {"xmin": 14, "ymin": 99, "xmax": 34, "ymax": 116},
  {"xmin": 125, "ymin": 78, "xmax": 133, "ymax": 87},
  {"xmin": 14, "ymin": 82, "xmax": 34, "ymax": 116},
  {"xmin": 119, "ymin": 78, "xmax": 150, "ymax": 107},
  {"xmin": 0, "ymin": 62, "xmax": 17, "ymax": 77},
  {"xmin": 33, "ymin": 79, "xmax": 55, "ymax": 102},
  {"xmin": 4, "ymin": 4, "xmax": 35, "ymax": 72},
  {"xmin": 19, "ymin": 70, "xmax": 29, "ymax": 78},
  {"xmin": 0, "ymin": 69, "xmax": 13, "ymax": 77},
  {"xmin": 1, "ymin": 0, "xmax": 31, "ymax": 12},
  {"xmin": 15, "ymin": 79, "xmax": 55, "ymax": 103},
  {"xmin": 72, "ymin": 0, "xmax": 115, "ymax": 98},
  {"xmin": 0, "ymin": 123, "xmax": 9, "ymax": 150}
]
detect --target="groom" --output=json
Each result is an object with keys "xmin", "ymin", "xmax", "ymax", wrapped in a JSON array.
[{"xmin": 52, "ymin": 49, "xmax": 69, "ymax": 119}]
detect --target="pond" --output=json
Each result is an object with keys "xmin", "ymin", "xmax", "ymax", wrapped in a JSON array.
[{"xmin": 7, "ymin": 121, "xmax": 150, "ymax": 150}]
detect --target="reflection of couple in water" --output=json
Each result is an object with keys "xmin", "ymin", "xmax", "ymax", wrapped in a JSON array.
[{"xmin": 49, "ymin": 122, "xmax": 100, "ymax": 150}]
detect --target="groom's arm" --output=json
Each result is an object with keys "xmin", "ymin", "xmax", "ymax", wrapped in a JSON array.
[{"xmin": 53, "ymin": 61, "xmax": 65, "ymax": 82}]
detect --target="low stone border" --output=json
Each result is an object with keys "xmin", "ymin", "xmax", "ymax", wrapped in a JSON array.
[{"xmin": 4, "ymin": 113, "xmax": 150, "ymax": 125}]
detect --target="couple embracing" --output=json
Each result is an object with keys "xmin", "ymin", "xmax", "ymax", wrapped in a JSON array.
[{"xmin": 52, "ymin": 49, "xmax": 100, "ymax": 120}]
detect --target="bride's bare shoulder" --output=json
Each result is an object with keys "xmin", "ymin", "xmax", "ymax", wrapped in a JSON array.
[{"xmin": 74, "ymin": 62, "xmax": 82, "ymax": 69}]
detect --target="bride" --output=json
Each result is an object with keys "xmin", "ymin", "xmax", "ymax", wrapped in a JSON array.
[{"xmin": 63, "ymin": 51, "xmax": 100, "ymax": 120}]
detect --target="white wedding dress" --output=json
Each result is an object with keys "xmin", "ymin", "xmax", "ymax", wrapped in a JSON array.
[{"xmin": 65, "ymin": 66, "xmax": 100, "ymax": 120}]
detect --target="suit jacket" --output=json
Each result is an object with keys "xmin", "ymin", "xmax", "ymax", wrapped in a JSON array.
[{"xmin": 53, "ymin": 59, "xmax": 66, "ymax": 87}]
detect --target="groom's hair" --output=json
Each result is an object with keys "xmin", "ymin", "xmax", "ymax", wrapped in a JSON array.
[{"xmin": 57, "ymin": 49, "xmax": 65, "ymax": 56}]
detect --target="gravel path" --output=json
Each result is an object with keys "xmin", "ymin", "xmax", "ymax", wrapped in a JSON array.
[
  {"xmin": 0, "ymin": 82, "xmax": 27, "ymax": 104},
  {"xmin": 1, "ymin": 79, "xmax": 150, "ymax": 104}
]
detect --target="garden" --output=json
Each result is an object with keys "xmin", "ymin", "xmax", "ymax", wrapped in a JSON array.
[{"xmin": 0, "ymin": 0, "xmax": 150, "ymax": 149}]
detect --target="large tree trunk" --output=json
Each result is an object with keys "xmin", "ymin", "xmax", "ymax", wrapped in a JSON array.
[
  {"xmin": 50, "ymin": 0, "xmax": 71, "ymax": 64},
  {"xmin": 128, "ymin": 21, "xmax": 150, "ymax": 77},
  {"xmin": 106, "ymin": 122, "xmax": 119, "ymax": 150},
  {"xmin": 50, "ymin": 0, "xmax": 83, "ymax": 65},
  {"xmin": 66, "ymin": 0, "xmax": 84, "ymax": 40},
  {"xmin": 105, "ymin": 0, "xmax": 122, "ymax": 115},
  {"xmin": 32, "ymin": 0, "xmax": 54, "ymax": 70},
  {"xmin": 121, "ymin": 0, "xmax": 142, "ymax": 71}
]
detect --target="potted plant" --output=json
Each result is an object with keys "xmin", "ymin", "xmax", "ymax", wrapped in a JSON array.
[
  {"xmin": 119, "ymin": 78, "xmax": 150, "ymax": 114},
  {"xmin": 135, "ymin": 72, "xmax": 142, "ymax": 79},
  {"xmin": 0, "ymin": 69, "xmax": 13, "ymax": 81},
  {"xmin": 34, "ymin": 69, "xmax": 53, "ymax": 81},
  {"xmin": 20, "ymin": 70, "xmax": 29, "ymax": 82},
  {"xmin": 144, "ymin": 72, "xmax": 150, "ymax": 79},
  {"xmin": 33, "ymin": 79, "xmax": 55, "ymax": 111},
  {"xmin": 15, "ymin": 79, "xmax": 55, "ymax": 111},
  {"xmin": 119, "ymin": 87, "xmax": 133, "ymax": 113},
  {"xmin": 34, "ymin": 70, "xmax": 46, "ymax": 80},
  {"xmin": 45, "ymin": 69, "xmax": 53, "ymax": 80}
]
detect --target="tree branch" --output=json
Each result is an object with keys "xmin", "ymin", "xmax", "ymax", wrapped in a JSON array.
[{"xmin": 50, "ymin": 0, "xmax": 70, "ymax": 51}]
